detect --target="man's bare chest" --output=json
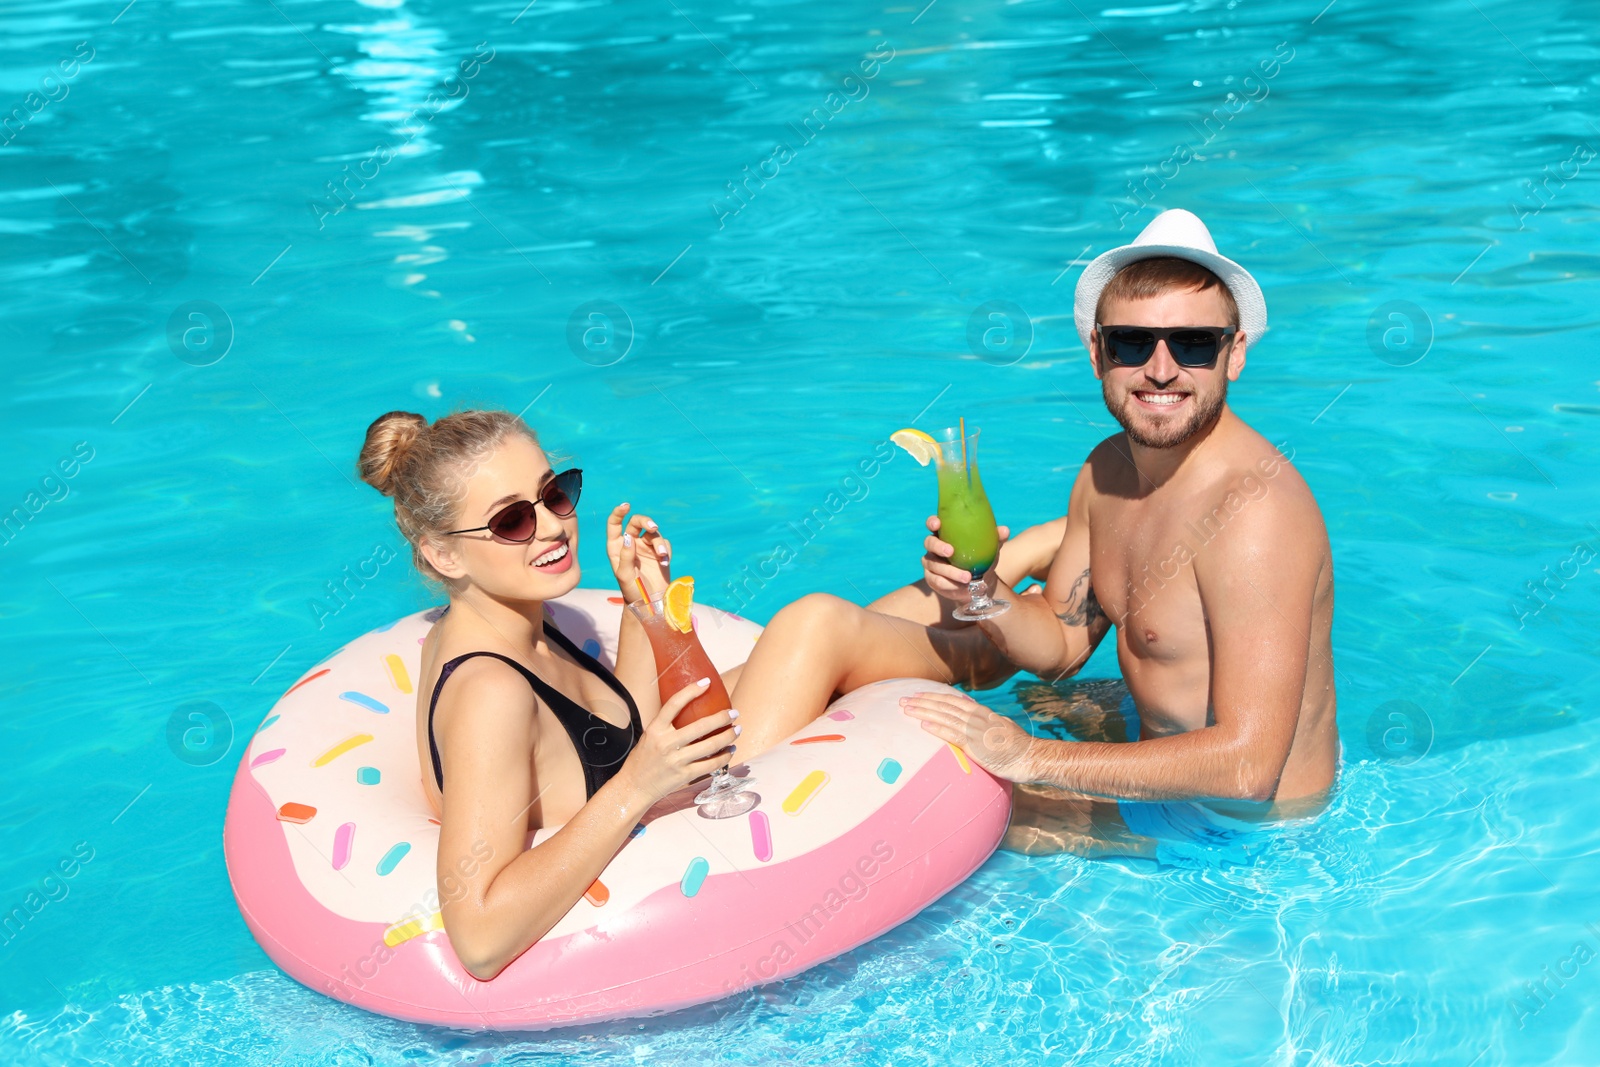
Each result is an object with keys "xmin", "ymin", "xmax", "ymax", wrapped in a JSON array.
[{"xmin": 1088, "ymin": 504, "xmax": 1211, "ymax": 663}]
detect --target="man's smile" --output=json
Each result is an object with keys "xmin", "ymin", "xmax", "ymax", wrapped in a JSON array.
[{"xmin": 1132, "ymin": 389, "xmax": 1190, "ymax": 409}]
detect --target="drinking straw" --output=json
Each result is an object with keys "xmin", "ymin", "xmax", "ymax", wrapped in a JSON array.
[
  {"xmin": 635, "ymin": 577, "xmax": 651, "ymax": 610},
  {"xmin": 959, "ymin": 416, "xmax": 969, "ymax": 484}
]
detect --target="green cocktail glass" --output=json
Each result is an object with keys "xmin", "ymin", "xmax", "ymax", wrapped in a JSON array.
[{"xmin": 935, "ymin": 427, "xmax": 1010, "ymax": 621}]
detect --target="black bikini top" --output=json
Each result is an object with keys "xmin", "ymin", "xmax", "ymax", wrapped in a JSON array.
[{"xmin": 425, "ymin": 620, "xmax": 642, "ymax": 799}]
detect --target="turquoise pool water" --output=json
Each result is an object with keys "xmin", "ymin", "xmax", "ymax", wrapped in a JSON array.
[{"xmin": 3, "ymin": 0, "xmax": 1597, "ymax": 1061}]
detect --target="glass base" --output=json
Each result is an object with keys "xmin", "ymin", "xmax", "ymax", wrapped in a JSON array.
[
  {"xmin": 695, "ymin": 772, "xmax": 760, "ymax": 819},
  {"xmin": 952, "ymin": 580, "xmax": 1012, "ymax": 622}
]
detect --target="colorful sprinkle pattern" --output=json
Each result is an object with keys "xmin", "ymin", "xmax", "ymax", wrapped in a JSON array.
[
  {"xmin": 383, "ymin": 910, "xmax": 444, "ymax": 948},
  {"xmin": 782, "ymin": 771, "xmax": 830, "ymax": 816},
  {"xmin": 383, "ymin": 654, "xmax": 412, "ymax": 694},
  {"xmin": 277, "ymin": 802, "xmax": 316, "ymax": 824},
  {"xmin": 284, "ymin": 668, "xmax": 329, "ymax": 698},
  {"xmin": 948, "ymin": 744, "xmax": 971, "ymax": 774},
  {"xmin": 332, "ymin": 822, "xmax": 355, "ymax": 870},
  {"xmin": 338, "ymin": 691, "xmax": 389, "ymax": 714},
  {"xmin": 749, "ymin": 810, "xmax": 773, "ymax": 862},
  {"xmin": 680, "ymin": 857, "xmax": 710, "ymax": 897},
  {"xmin": 311, "ymin": 733, "xmax": 373, "ymax": 767},
  {"xmin": 376, "ymin": 842, "xmax": 411, "ymax": 876}
]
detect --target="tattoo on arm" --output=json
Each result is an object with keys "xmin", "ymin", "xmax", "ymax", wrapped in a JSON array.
[{"xmin": 1055, "ymin": 567, "xmax": 1106, "ymax": 629}]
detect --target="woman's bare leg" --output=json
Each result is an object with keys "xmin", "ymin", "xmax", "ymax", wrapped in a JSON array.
[
  {"xmin": 865, "ymin": 579, "xmax": 954, "ymax": 628},
  {"xmin": 848, "ymin": 514, "xmax": 1071, "ymax": 692},
  {"xmin": 727, "ymin": 517, "xmax": 1071, "ymax": 757},
  {"xmin": 859, "ymin": 582, "xmax": 1046, "ymax": 693},
  {"xmin": 728, "ymin": 594, "xmax": 983, "ymax": 757}
]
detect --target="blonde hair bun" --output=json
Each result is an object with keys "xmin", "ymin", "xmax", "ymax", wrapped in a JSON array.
[{"xmin": 357, "ymin": 411, "xmax": 429, "ymax": 498}]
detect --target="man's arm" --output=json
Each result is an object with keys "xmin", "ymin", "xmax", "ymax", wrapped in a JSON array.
[
  {"xmin": 965, "ymin": 462, "xmax": 1111, "ymax": 679},
  {"xmin": 904, "ymin": 487, "xmax": 1318, "ymax": 802},
  {"xmin": 998, "ymin": 516, "xmax": 1068, "ymax": 586}
]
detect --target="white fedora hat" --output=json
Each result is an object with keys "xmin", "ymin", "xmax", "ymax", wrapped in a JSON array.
[{"xmin": 1073, "ymin": 208, "xmax": 1267, "ymax": 351}]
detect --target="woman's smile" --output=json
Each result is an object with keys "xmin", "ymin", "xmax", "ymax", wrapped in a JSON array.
[{"xmin": 531, "ymin": 540, "xmax": 573, "ymax": 572}]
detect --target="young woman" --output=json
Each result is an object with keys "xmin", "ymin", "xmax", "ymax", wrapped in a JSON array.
[{"xmin": 357, "ymin": 408, "xmax": 1043, "ymax": 981}]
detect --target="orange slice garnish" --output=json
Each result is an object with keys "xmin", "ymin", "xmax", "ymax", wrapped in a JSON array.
[{"xmin": 664, "ymin": 576, "xmax": 695, "ymax": 633}]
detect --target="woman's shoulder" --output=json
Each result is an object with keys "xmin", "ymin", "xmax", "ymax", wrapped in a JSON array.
[
  {"xmin": 431, "ymin": 654, "xmax": 542, "ymax": 798},
  {"xmin": 433, "ymin": 652, "xmax": 542, "ymax": 735}
]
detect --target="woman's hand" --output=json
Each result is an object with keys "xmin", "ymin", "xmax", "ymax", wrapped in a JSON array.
[
  {"xmin": 608, "ymin": 503, "xmax": 673, "ymax": 601},
  {"xmin": 922, "ymin": 515, "xmax": 1011, "ymax": 604},
  {"xmin": 618, "ymin": 679, "xmax": 739, "ymax": 804},
  {"xmin": 899, "ymin": 690, "xmax": 1036, "ymax": 782}
]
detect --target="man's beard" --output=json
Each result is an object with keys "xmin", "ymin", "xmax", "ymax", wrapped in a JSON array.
[{"xmin": 1103, "ymin": 371, "xmax": 1228, "ymax": 449}]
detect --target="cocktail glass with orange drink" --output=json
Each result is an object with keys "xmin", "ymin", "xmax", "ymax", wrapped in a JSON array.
[{"xmin": 628, "ymin": 578, "xmax": 759, "ymax": 819}]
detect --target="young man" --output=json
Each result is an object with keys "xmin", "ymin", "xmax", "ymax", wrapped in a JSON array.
[{"xmin": 892, "ymin": 209, "xmax": 1340, "ymax": 865}]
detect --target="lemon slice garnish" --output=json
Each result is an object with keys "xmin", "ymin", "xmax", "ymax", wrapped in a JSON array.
[
  {"xmin": 664, "ymin": 576, "xmax": 695, "ymax": 633},
  {"xmin": 890, "ymin": 428, "xmax": 940, "ymax": 467}
]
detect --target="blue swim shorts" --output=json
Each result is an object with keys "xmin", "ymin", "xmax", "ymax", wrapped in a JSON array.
[
  {"xmin": 1116, "ymin": 798, "xmax": 1263, "ymax": 869},
  {"xmin": 1103, "ymin": 690, "xmax": 1264, "ymax": 869}
]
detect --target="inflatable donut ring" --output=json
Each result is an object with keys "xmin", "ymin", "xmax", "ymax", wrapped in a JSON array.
[{"xmin": 224, "ymin": 588, "xmax": 1011, "ymax": 1030}]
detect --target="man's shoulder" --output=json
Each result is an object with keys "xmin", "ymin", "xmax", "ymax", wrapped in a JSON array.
[
  {"xmin": 1213, "ymin": 416, "xmax": 1313, "ymax": 504},
  {"xmin": 1198, "ymin": 425, "xmax": 1327, "ymax": 561}
]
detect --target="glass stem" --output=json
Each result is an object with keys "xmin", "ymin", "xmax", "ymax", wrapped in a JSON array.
[{"xmin": 704, "ymin": 767, "xmax": 740, "ymax": 792}]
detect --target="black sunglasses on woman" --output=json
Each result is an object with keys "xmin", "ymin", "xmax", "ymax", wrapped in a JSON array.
[{"xmin": 443, "ymin": 468, "xmax": 583, "ymax": 543}]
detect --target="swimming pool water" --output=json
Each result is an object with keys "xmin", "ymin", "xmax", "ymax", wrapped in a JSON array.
[{"xmin": 2, "ymin": 0, "xmax": 1597, "ymax": 1062}]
